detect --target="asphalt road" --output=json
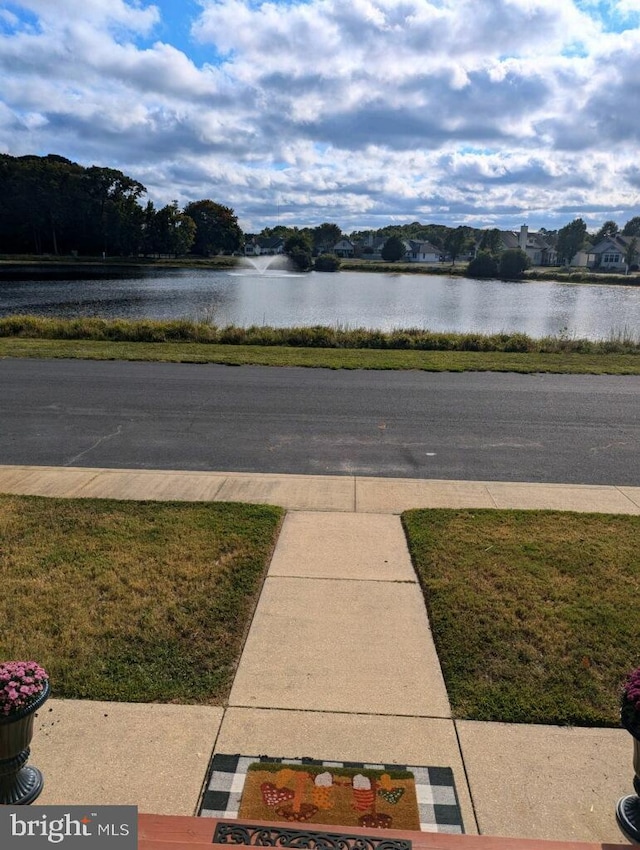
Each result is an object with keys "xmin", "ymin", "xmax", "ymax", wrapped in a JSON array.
[{"xmin": 1, "ymin": 359, "xmax": 639, "ymax": 485}]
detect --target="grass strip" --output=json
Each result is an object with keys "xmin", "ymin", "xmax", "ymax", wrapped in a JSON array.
[
  {"xmin": 1, "ymin": 338, "xmax": 639, "ymax": 374},
  {"xmin": 402, "ymin": 508, "xmax": 640, "ymax": 726},
  {"xmin": 2, "ymin": 316, "xmax": 639, "ymax": 354},
  {"xmin": 0, "ymin": 495, "xmax": 283, "ymax": 704}
]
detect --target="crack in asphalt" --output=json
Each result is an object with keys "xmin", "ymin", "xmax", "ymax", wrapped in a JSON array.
[{"xmin": 64, "ymin": 424, "xmax": 123, "ymax": 467}]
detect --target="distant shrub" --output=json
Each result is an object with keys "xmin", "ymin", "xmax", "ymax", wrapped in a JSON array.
[
  {"xmin": 499, "ymin": 249, "xmax": 530, "ymax": 279},
  {"xmin": 467, "ymin": 252, "xmax": 499, "ymax": 279},
  {"xmin": 314, "ymin": 254, "xmax": 341, "ymax": 272}
]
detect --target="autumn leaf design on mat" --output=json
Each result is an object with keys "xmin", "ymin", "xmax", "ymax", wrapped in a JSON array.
[
  {"xmin": 378, "ymin": 772, "xmax": 405, "ymax": 805},
  {"xmin": 378, "ymin": 787, "xmax": 405, "ymax": 804},
  {"xmin": 275, "ymin": 770, "xmax": 319, "ymax": 823},
  {"xmin": 260, "ymin": 782, "xmax": 295, "ymax": 807}
]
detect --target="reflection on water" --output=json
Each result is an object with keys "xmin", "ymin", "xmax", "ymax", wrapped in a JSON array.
[{"xmin": 1, "ymin": 268, "xmax": 639, "ymax": 340}]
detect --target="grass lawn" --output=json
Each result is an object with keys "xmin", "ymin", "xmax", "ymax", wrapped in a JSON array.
[
  {"xmin": 402, "ymin": 508, "xmax": 640, "ymax": 726},
  {"xmin": 1, "ymin": 337, "xmax": 639, "ymax": 374},
  {"xmin": 0, "ymin": 495, "xmax": 283, "ymax": 704}
]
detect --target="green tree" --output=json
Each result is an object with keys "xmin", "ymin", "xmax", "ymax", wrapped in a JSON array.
[
  {"xmin": 84, "ymin": 166, "xmax": 146, "ymax": 255},
  {"xmin": 499, "ymin": 248, "xmax": 530, "ymax": 279},
  {"xmin": 260, "ymin": 225, "xmax": 297, "ymax": 239},
  {"xmin": 284, "ymin": 232, "xmax": 313, "ymax": 271},
  {"xmin": 592, "ymin": 220, "xmax": 618, "ymax": 244},
  {"xmin": 625, "ymin": 237, "xmax": 638, "ymax": 271},
  {"xmin": 0, "ymin": 153, "xmax": 147, "ymax": 256},
  {"xmin": 150, "ymin": 202, "xmax": 196, "ymax": 257},
  {"xmin": 312, "ymin": 223, "xmax": 342, "ymax": 252},
  {"xmin": 556, "ymin": 218, "xmax": 587, "ymax": 265},
  {"xmin": 467, "ymin": 251, "xmax": 499, "ymax": 278},
  {"xmin": 183, "ymin": 200, "xmax": 243, "ymax": 255},
  {"xmin": 381, "ymin": 236, "xmax": 406, "ymax": 262},
  {"xmin": 478, "ymin": 228, "xmax": 503, "ymax": 256},
  {"xmin": 421, "ymin": 224, "xmax": 448, "ymax": 249},
  {"xmin": 141, "ymin": 200, "xmax": 157, "ymax": 256},
  {"xmin": 622, "ymin": 217, "xmax": 640, "ymax": 237},
  {"xmin": 444, "ymin": 227, "xmax": 471, "ymax": 265},
  {"xmin": 0, "ymin": 154, "xmax": 81, "ymax": 254}
]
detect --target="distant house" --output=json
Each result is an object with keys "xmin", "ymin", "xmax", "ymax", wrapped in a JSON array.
[
  {"xmin": 588, "ymin": 234, "xmax": 638, "ymax": 271},
  {"xmin": 499, "ymin": 225, "xmax": 557, "ymax": 266},
  {"xmin": 569, "ymin": 250, "xmax": 591, "ymax": 268},
  {"xmin": 406, "ymin": 240, "xmax": 441, "ymax": 263},
  {"xmin": 244, "ymin": 238, "xmax": 260, "ymax": 256},
  {"xmin": 351, "ymin": 234, "xmax": 386, "ymax": 258},
  {"xmin": 250, "ymin": 235, "xmax": 285, "ymax": 255},
  {"xmin": 333, "ymin": 238, "xmax": 355, "ymax": 258}
]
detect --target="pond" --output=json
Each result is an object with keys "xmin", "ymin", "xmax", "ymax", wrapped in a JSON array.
[{"xmin": 1, "ymin": 266, "xmax": 639, "ymax": 340}]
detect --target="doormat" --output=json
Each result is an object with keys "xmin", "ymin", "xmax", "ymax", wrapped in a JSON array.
[
  {"xmin": 240, "ymin": 762, "xmax": 419, "ymax": 830},
  {"xmin": 199, "ymin": 755, "xmax": 464, "ymax": 834}
]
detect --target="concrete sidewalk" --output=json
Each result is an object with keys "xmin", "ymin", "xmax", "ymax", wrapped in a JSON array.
[
  {"xmin": 0, "ymin": 465, "xmax": 635, "ymax": 844},
  {"xmin": 1, "ymin": 464, "xmax": 639, "ymax": 514}
]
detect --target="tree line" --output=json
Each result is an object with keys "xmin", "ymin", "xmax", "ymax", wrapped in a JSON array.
[
  {"xmin": 0, "ymin": 154, "xmax": 242, "ymax": 258},
  {"xmin": 2, "ymin": 154, "xmax": 639, "ymax": 274}
]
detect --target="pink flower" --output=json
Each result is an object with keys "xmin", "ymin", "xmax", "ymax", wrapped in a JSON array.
[{"xmin": 0, "ymin": 660, "xmax": 49, "ymax": 716}]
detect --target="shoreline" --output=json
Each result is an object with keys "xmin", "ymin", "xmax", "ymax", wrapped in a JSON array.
[{"xmin": 0, "ymin": 256, "xmax": 639, "ymax": 286}]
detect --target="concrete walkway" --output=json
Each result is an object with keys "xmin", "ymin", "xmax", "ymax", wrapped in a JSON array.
[{"xmin": 0, "ymin": 465, "xmax": 636, "ymax": 844}]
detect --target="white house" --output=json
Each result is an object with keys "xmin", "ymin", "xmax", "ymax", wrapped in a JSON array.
[
  {"xmin": 499, "ymin": 225, "xmax": 557, "ymax": 266},
  {"xmin": 587, "ymin": 234, "xmax": 638, "ymax": 271},
  {"xmin": 406, "ymin": 240, "xmax": 441, "ymax": 263},
  {"xmin": 244, "ymin": 236, "xmax": 285, "ymax": 255}
]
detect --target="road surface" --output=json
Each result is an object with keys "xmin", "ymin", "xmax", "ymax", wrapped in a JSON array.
[{"xmin": 1, "ymin": 359, "xmax": 638, "ymax": 485}]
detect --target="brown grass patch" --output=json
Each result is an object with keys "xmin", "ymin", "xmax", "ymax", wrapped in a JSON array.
[
  {"xmin": 402, "ymin": 508, "xmax": 640, "ymax": 725},
  {"xmin": 0, "ymin": 496, "xmax": 283, "ymax": 703}
]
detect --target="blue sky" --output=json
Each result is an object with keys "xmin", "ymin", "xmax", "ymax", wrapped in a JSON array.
[
  {"xmin": 1, "ymin": 0, "xmax": 640, "ymax": 233},
  {"xmin": 135, "ymin": 0, "xmax": 216, "ymax": 66}
]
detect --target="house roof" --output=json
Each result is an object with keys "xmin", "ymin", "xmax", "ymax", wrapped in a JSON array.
[
  {"xmin": 589, "ymin": 234, "xmax": 636, "ymax": 254},
  {"xmin": 407, "ymin": 240, "xmax": 441, "ymax": 254},
  {"xmin": 256, "ymin": 235, "xmax": 284, "ymax": 249},
  {"xmin": 498, "ymin": 230, "xmax": 555, "ymax": 251},
  {"xmin": 498, "ymin": 231, "xmax": 520, "ymax": 249}
]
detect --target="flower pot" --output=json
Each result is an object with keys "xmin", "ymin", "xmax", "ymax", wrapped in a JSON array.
[
  {"xmin": 0, "ymin": 679, "xmax": 50, "ymax": 805},
  {"xmin": 616, "ymin": 715, "xmax": 640, "ymax": 842}
]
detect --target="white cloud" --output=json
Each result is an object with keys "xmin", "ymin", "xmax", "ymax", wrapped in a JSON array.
[
  {"xmin": 616, "ymin": 0, "xmax": 640, "ymax": 16},
  {"xmin": 14, "ymin": 0, "xmax": 160, "ymax": 33},
  {"xmin": 0, "ymin": 0, "xmax": 639, "ymax": 230}
]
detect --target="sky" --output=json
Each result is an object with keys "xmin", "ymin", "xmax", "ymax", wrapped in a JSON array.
[{"xmin": 1, "ymin": 0, "xmax": 640, "ymax": 234}]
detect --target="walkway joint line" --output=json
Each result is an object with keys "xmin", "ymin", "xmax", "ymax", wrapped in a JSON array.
[
  {"xmin": 616, "ymin": 485, "xmax": 640, "ymax": 510},
  {"xmin": 225, "ymin": 705, "xmax": 452, "ymax": 720},
  {"xmin": 453, "ymin": 719, "xmax": 481, "ymax": 836}
]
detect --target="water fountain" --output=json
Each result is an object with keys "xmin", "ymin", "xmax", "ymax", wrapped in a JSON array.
[{"xmin": 235, "ymin": 253, "xmax": 295, "ymax": 275}]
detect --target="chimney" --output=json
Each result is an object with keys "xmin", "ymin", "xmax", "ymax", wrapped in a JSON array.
[{"xmin": 519, "ymin": 224, "xmax": 528, "ymax": 251}]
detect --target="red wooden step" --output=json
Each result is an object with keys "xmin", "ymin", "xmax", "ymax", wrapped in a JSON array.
[{"xmin": 137, "ymin": 814, "xmax": 629, "ymax": 850}]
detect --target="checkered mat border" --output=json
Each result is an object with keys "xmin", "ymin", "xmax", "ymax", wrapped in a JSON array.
[{"xmin": 199, "ymin": 754, "xmax": 464, "ymax": 834}]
